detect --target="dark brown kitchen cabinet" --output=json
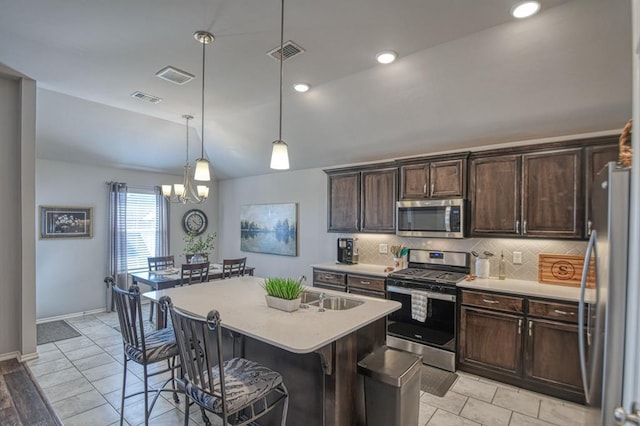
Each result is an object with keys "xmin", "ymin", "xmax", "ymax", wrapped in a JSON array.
[
  {"xmin": 584, "ymin": 142, "xmax": 619, "ymax": 236},
  {"xmin": 326, "ymin": 166, "xmax": 397, "ymax": 233},
  {"xmin": 400, "ymin": 158, "xmax": 466, "ymax": 200},
  {"xmin": 312, "ymin": 269, "xmax": 347, "ymax": 292},
  {"xmin": 470, "ymin": 148, "xmax": 583, "ymax": 238},
  {"xmin": 458, "ymin": 289, "xmax": 586, "ymax": 404}
]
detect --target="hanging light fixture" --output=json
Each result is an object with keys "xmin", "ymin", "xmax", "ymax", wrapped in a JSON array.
[
  {"xmin": 162, "ymin": 115, "xmax": 209, "ymax": 204},
  {"xmin": 194, "ymin": 30, "xmax": 214, "ymax": 181},
  {"xmin": 270, "ymin": 0, "xmax": 290, "ymax": 170}
]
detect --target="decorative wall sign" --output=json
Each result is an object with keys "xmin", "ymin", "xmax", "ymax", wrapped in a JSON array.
[
  {"xmin": 182, "ymin": 209, "xmax": 208, "ymax": 235},
  {"xmin": 40, "ymin": 206, "xmax": 93, "ymax": 239},
  {"xmin": 240, "ymin": 203, "xmax": 297, "ymax": 256}
]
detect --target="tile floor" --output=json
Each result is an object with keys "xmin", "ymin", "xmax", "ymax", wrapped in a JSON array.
[{"xmin": 29, "ymin": 308, "xmax": 589, "ymax": 425}]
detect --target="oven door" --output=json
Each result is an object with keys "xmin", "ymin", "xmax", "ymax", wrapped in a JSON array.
[{"xmin": 386, "ymin": 285, "xmax": 456, "ymax": 352}]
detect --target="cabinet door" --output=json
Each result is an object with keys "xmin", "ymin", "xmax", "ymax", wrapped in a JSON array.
[
  {"xmin": 361, "ymin": 168, "xmax": 397, "ymax": 233},
  {"xmin": 469, "ymin": 155, "xmax": 521, "ymax": 236},
  {"xmin": 525, "ymin": 319, "xmax": 583, "ymax": 393},
  {"xmin": 459, "ymin": 306, "xmax": 523, "ymax": 377},
  {"xmin": 327, "ymin": 172, "xmax": 360, "ymax": 232},
  {"xmin": 584, "ymin": 143, "xmax": 619, "ymax": 236},
  {"xmin": 430, "ymin": 159, "xmax": 465, "ymax": 198},
  {"xmin": 522, "ymin": 149, "xmax": 583, "ymax": 238},
  {"xmin": 400, "ymin": 164, "xmax": 429, "ymax": 199}
]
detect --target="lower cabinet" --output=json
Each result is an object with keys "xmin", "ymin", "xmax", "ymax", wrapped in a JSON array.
[
  {"xmin": 312, "ymin": 268, "xmax": 386, "ymax": 298},
  {"xmin": 458, "ymin": 289, "xmax": 585, "ymax": 404},
  {"xmin": 312, "ymin": 269, "xmax": 347, "ymax": 292}
]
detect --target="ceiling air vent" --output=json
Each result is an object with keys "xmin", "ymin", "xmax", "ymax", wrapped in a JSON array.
[
  {"xmin": 267, "ymin": 40, "xmax": 305, "ymax": 62},
  {"xmin": 155, "ymin": 66, "xmax": 195, "ymax": 85},
  {"xmin": 130, "ymin": 91, "xmax": 163, "ymax": 104}
]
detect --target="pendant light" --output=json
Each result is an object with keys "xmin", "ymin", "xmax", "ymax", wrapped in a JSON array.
[
  {"xmin": 270, "ymin": 0, "xmax": 290, "ymax": 170},
  {"xmin": 162, "ymin": 115, "xmax": 209, "ymax": 204},
  {"xmin": 194, "ymin": 30, "xmax": 213, "ymax": 181}
]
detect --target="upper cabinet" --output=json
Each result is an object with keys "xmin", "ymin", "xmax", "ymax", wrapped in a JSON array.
[
  {"xmin": 399, "ymin": 156, "xmax": 467, "ymax": 200},
  {"xmin": 327, "ymin": 166, "xmax": 397, "ymax": 233},
  {"xmin": 584, "ymin": 140, "xmax": 619, "ymax": 236}
]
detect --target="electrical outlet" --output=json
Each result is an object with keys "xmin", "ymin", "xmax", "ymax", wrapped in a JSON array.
[
  {"xmin": 379, "ymin": 244, "xmax": 388, "ymax": 254},
  {"xmin": 513, "ymin": 251, "xmax": 523, "ymax": 264}
]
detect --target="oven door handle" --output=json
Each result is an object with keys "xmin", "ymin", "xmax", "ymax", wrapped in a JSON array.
[{"xmin": 387, "ymin": 285, "xmax": 456, "ymax": 302}]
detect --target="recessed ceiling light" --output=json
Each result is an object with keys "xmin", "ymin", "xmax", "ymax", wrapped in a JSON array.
[
  {"xmin": 376, "ymin": 51, "xmax": 397, "ymax": 65},
  {"xmin": 511, "ymin": 1, "xmax": 541, "ymax": 19},
  {"xmin": 293, "ymin": 83, "xmax": 310, "ymax": 93}
]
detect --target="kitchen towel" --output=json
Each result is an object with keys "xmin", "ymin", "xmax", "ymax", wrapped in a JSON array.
[{"xmin": 411, "ymin": 290, "xmax": 429, "ymax": 322}]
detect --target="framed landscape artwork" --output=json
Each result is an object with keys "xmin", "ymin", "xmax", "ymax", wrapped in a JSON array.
[
  {"xmin": 240, "ymin": 203, "xmax": 297, "ymax": 256},
  {"xmin": 40, "ymin": 206, "xmax": 93, "ymax": 239}
]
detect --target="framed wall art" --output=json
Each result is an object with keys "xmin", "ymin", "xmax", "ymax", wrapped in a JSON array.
[
  {"xmin": 40, "ymin": 206, "xmax": 93, "ymax": 239},
  {"xmin": 240, "ymin": 203, "xmax": 297, "ymax": 256}
]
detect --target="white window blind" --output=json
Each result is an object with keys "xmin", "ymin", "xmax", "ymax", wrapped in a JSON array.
[{"xmin": 126, "ymin": 190, "xmax": 158, "ymax": 272}]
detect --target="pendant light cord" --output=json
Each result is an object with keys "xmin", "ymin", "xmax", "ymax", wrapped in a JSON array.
[
  {"xmin": 278, "ymin": 0, "xmax": 284, "ymax": 141},
  {"xmin": 185, "ymin": 116, "xmax": 190, "ymax": 164}
]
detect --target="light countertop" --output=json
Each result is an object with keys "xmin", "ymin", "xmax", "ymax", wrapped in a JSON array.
[
  {"xmin": 311, "ymin": 262, "xmax": 391, "ymax": 278},
  {"xmin": 458, "ymin": 277, "xmax": 596, "ymax": 303},
  {"xmin": 143, "ymin": 276, "xmax": 400, "ymax": 354}
]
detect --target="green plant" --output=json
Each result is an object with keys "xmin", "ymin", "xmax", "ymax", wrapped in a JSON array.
[
  {"xmin": 183, "ymin": 232, "xmax": 216, "ymax": 255},
  {"xmin": 262, "ymin": 277, "xmax": 304, "ymax": 300}
]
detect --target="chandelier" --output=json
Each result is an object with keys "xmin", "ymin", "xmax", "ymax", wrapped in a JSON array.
[
  {"xmin": 162, "ymin": 115, "xmax": 209, "ymax": 204},
  {"xmin": 270, "ymin": 0, "xmax": 290, "ymax": 170}
]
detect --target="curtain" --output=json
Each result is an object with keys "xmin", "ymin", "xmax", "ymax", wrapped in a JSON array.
[
  {"xmin": 155, "ymin": 186, "xmax": 170, "ymax": 257},
  {"xmin": 107, "ymin": 182, "xmax": 128, "ymax": 311}
]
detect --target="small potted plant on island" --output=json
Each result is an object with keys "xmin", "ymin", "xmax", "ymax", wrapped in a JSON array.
[
  {"xmin": 183, "ymin": 232, "xmax": 216, "ymax": 263},
  {"xmin": 262, "ymin": 277, "xmax": 304, "ymax": 312}
]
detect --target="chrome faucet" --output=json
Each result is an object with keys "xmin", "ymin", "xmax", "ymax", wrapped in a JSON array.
[{"xmin": 318, "ymin": 292, "xmax": 326, "ymax": 312}]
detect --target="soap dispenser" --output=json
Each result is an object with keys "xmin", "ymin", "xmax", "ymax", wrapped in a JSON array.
[{"xmin": 498, "ymin": 251, "xmax": 506, "ymax": 280}]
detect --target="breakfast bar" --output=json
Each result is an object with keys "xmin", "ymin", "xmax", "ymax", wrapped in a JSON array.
[{"xmin": 144, "ymin": 276, "xmax": 401, "ymax": 425}]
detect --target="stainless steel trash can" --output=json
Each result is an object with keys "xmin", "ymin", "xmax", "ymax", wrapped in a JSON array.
[{"xmin": 357, "ymin": 346, "xmax": 422, "ymax": 426}]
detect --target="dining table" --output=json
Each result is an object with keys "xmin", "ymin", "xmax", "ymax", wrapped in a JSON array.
[{"xmin": 130, "ymin": 264, "xmax": 254, "ymax": 327}]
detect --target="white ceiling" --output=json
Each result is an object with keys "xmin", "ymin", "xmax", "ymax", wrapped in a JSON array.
[{"xmin": 0, "ymin": 0, "xmax": 632, "ymax": 179}]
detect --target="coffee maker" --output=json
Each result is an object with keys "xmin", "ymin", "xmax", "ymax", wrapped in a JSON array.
[{"xmin": 337, "ymin": 238, "xmax": 358, "ymax": 264}]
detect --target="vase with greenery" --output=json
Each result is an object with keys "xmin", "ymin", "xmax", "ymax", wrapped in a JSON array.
[
  {"xmin": 262, "ymin": 277, "xmax": 304, "ymax": 312},
  {"xmin": 183, "ymin": 232, "xmax": 216, "ymax": 263}
]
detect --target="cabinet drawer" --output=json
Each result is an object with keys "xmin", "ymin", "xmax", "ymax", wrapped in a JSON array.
[
  {"xmin": 313, "ymin": 270, "xmax": 346, "ymax": 287},
  {"xmin": 528, "ymin": 300, "xmax": 580, "ymax": 324},
  {"xmin": 462, "ymin": 290, "xmax": 524, "ymax": 313},
  {"xmin": 347, "ymin": 274, "xmax": 385, "ymax": 292}
]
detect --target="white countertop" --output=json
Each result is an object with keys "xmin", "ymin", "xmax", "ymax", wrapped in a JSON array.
[
  {"xmin": 458, "ymin": 277, "xmax": 596, "ymax": 303},
  {"xmin": 311, "ymin": 262, "xmax": 391, "ymax": 277},
  {"xmin": 143, "ymin": 276, "xmax": 400, "ymax": 354}
]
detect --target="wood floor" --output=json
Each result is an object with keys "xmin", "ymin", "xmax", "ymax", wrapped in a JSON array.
[{"xmin": 0, "ymin": 358, "xmax": 62, "ymax": 426}]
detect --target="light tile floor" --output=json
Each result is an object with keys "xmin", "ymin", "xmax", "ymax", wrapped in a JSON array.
[{"xmin": 29, "ymin": 308, "xmax": 589, "ymax": 425}]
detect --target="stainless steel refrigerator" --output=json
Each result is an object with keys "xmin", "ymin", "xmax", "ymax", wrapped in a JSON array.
[{"xmin": 579, "ymin": 162, "xmax": 630, "ymax": 426}]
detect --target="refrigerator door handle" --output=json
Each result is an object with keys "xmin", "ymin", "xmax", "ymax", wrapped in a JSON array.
[{"xmin": 578, "ymin": 229, "xmax": 597, "ymax": 404}]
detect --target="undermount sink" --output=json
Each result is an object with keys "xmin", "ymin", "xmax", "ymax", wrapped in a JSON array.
[{"xmin": 299, "ymin": 291, "xmax": 364, "ymax": 310}]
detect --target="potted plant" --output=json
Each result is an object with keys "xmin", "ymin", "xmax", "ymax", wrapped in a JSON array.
[
  {"xmin": 262, "ymin": 277, "xmax": 304, "ymax": 312},
  {"xmin": 183, "ymin": 232, "xmax": 216, "ymax": 263}
]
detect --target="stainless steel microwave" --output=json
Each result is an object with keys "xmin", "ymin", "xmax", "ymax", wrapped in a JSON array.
[{"xmin": 396, "ymin": 198, "xmax": 465, "ymax": 238}]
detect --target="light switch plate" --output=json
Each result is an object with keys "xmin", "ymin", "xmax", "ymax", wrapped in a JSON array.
[
  {"xmin": 379, "ymin": 244, "xmax": 388, "ymax": 254},
  {"xmin": 513, "ymin": 251, "xmax": 522, "ymax": 264}
]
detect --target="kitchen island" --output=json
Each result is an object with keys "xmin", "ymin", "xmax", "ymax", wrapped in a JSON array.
[{"xmin": 144, "ymin": 276, "xmax": 401, "ymax": 425}]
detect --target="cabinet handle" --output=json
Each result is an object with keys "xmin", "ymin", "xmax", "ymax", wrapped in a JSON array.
[
  {"xmin": 523, "ymin": 220, "xmax": 528, "ymax": 234},
  {"xmin": 430, "ymin": 183, "xmax": 435, "ymax": 196},
  {"xmin": 518, "ymin": 319, "xmax": 522, "ymax": 335},
  {"xmin": 587, "ymin": 220, "xmax": 592, "ymax": 236},
  {"xmin": 359, "ymin": 280, "xmax": 371, "ymax": 285},
  {"xmin": 515, "ymin": 220, "xmax": 520, "ymax": 233},
  {"xmin": 423, "ymin": 183, "xmax": 427, "ymax": 194},
  {"xmin": 554, "ymin": 309, "xmax": 574, "ymax": 316},
  {"xmin": 482, "ymin": 299, "xmax": 499, "ymax": 304},
  {"xmin": 528, "ymin": 320, "xmax": 533, "ymax": 337}
]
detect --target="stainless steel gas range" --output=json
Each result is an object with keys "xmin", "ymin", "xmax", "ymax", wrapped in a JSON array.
[{"xmin": 386, "ymin": 249, "xmax": 470, "ymax": 372}]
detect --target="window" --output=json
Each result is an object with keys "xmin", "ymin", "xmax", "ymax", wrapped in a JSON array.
[{"xmin": 126, "ymin": 190, "xmax": 160, "ymax": 272}]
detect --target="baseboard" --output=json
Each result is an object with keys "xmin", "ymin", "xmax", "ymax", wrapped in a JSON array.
[
  {"xmin": 36, "ymin": 307, "xmax": 107, "ymax": 324},
  {"xmin": 20, "ymin": 351, "xmax": 39, "ymax": 362},
  {"xmin": 0, "ymin": 351, "xmax": 20, "ymax": 362}
]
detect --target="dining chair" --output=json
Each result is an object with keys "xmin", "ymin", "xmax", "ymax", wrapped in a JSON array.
[
  {"xmin": 147, "ymin": 255, "xmax": 175, "ymax": 321},
  {"xmin": 181, "ymin": 261, "xmax": 210, "ymax": 285},
  {"xmin": 185, "ymin": 253, "xmax": 209, "ymax": 264},
  {"xmin": 221, "ymin": 257, "xmax": 247, "ymax": 279},
  {"xmin": 160, "ymin": 296, "xmax": 289, "ymax": 426},
  {"xmin": 109, "ymin": 280, "xmax": 181, "ymax": 426}
]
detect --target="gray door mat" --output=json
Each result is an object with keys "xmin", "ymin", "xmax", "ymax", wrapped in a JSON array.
[
  {"xmin": 421, "ymin": 364, "xmax": 458, "ymax": 397},
  {"xmin": 36, "ymin": 320, "xmax": 81, "ymax": 345}
]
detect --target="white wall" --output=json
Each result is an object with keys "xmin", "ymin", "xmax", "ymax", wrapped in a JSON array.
[{"xmin": 36, "ymin": 159, "xmax": 218, "ymax": 319}]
